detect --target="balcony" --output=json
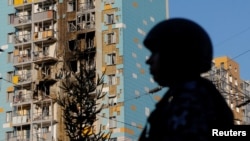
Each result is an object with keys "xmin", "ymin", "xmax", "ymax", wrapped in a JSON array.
[
  {"xmin": 8, "ymin": 131, "xmax": 30, "ymax": 141},
  {"xmin": 35, "ymin": 67, "xmax": 57, "ymax": 84},
  {"xmin": 33, "ymin": 50, "xmax": 58, "ymax": 65},
  {"xmin": 33, "ymin": 10, "xmax": 56, "ymax": 22},
  {"xmin": 77, "ymin": 0, "xmax": 95, "ymax": 12},
  {"xmin": 77, "ymin": 21, "xmax": 95, "ymax": 31},
  {"xmin": 32, "ymin": 105, "xmax": 54, "ymax": 123},
  {"xmin": 32, "ymin": 131, "xmax": 53, "ymax": 141},
  {"xmin": 76, "ymin": 11, "xmax": 95, "ymax": 31},
  {"xmin": 33, "ymin": 0, "xmax": 56, "ymax": 4},
  {"xmin": 33, "ymin": 112, "xmax": 52, "ymax": 122},
  {"xmin": 13, "ymin": 50, "xmax": 32, "ymax": 67},
  {"xmin": 13, "ymin": 89, "xmax": 32, "ymax": 104},
  {"xmin": 13, "ymin": 70, "xmax": 32, "ymax": 85},
  {"xmin": 11, "ymin": 15, "xmax": 32, "ymax": 29},
  {"xmin": 33, "ymin": 30, "xmax": 56, "ymax": 43},
  {"xmin": 13, "ymin": 0, "xmax": 32, "ymax": 10},
  {"xmin": 12, "ymin": 115, "xmax": 30, "ymax": 125},
  {"xmin": 14, "ymin": 34, "xmax": 32, "ymax": 45}
]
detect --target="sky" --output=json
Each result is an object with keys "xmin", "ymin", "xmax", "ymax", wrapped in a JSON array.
[{"xmin": 169, "ymin": 0, "xmax": 250, "ymax": 80}]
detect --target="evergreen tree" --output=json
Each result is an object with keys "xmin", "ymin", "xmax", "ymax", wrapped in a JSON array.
[{"xmin": 57, "ymin": 63, "xmax": 111, "ymax": 141}]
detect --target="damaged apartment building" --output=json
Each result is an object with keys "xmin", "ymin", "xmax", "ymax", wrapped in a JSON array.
[
  {"xmin": 0, "ymin": 0, "xmax": 169, "ymax": 140},
  {"xmin": 6, "ymin": 0, "xmax": 58, "ymax": 140}
]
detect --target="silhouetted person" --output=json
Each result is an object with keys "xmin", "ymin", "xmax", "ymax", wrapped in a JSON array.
[{"xmin": 139, "ymin": 18, "xmax": 234, "ymax": 141}]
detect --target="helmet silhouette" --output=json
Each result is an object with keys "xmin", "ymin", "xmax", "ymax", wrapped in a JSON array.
[{"xmin": 144, "ymin": 18, "xmax": 213, "ymax": 73}]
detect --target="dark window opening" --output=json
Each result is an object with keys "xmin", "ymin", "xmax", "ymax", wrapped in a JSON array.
[
  {"xmin": 68, "ymin": 40, "xmax": 76, "ymax": 51},
  {"xmin": 70, "ymin": 61, "xmax": 77, "ymax": 73}
]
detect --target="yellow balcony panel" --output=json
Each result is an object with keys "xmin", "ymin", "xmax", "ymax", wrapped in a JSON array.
[
  {"xmin": 120, "ymin": 127, "xmax": 134, "ymax": 135},
  {"xmin": 104, "ymin": 4, "xmax": 112, "ymax": 10},
  {"xmin": 14, "ymin": 0, "xmax": 23, "ymax": 5},
  {"xmin": 12, "ymin": 76, "xmax": 19, "ymax": 84},
  {"xmin": 7, "ymin": 86, "xmax": 14, "ymax": 92},
  {"xmin": 0, "ymin": 108, "xmax": 4, "ymax": 113}
]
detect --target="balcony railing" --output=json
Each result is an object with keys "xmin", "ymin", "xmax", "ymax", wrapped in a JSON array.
[
  {"xmin": 33, "ymin": 50, "xmax": 58, "ymax": 64},
  {"xmin": 14, "ymin": 34, "xmax": 31, "ymax": 44},
  {"xmin": 32, "ymin": 131, "xmax": 52, "ymax": 141},
  {"xmin": 33, "ymin": 10, "xmax": 56, "ymax": 22},
  {"xmin": 12, "ymin": 114, "xmax": 30, "ymax": 124},
  {"xmin": 78, "ymin": 1, "xmax": 95, "ymax": 11},
  {"xmin": 14, "ymin": 54, "xmax": 32, "ymax": 65},
  {"xmin": 33, "ymin": 30, "xmax": 55, "ymax": 41},
  {"xmin": 77, "ymin": 21, "xmax": 95, "ymax": 30},
  {"xmin": 14, "ymin": 70, "xmax": 32, "ymax": 84},
  {"xmin": 13, "ymin": 91, "xmax": 32, "ymax": 104},
  {"xmin": 12, "ymin": 15, "xmax": 32, "ymax": 25},
  {"xmin": 33, "ymin": 111, "xmax": 52, "ymax": 121},
  {"xmin": 14, "ymin": 0, "xmax": 32, "ymax": 6},
  {"xmin": 8, "ymin": 133, "xmax": 30, "ymax": 141}
]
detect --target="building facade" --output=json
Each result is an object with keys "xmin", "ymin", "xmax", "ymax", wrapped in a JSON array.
[
  {"xmin": 241, "ymin": 80, "xmax": 250, "ymax": 124},
  {"xmin": 0, "ymin": 1, "xmax": 15, "ymax": 140},
  {"xmin": 0, "ymin": 0, "xmax": 169, "ymax": 140},
  {"xmin": 202, "ymin": 56, "xmax": 249, "ymax": 125},
  {"xmin": 1, "ymin": 0, "xmax": 59, "ymax": 140}
]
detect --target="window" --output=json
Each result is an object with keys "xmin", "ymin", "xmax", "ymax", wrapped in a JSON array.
[
  {"xmin": 108, "ymin": 74, "xmax": 116, "ymax": 85},
  {"xmin": 229, "ymin": 75, "xmax": 232, "ymax": 83},
  {"xmin": 7, "ymin": 71, "xmax": 14, "ymax": 82},
  {"xmin": 7, "ymin": 92, "xmax": 14, "ymax": 102},
  {"xmin": 106, "ymin": 32, "xmax": 116, "ymax": 44},
  {"xmin": 43, "ymin": 46, "xmax": 49, "ymax": 56},
  {"xmin": 220, "ymin": 62, "xmax": 224, "ymax": 69},
  {"xmin": 6, "ymin": 131, "xmax": 13, "ymax": 141},
  {"xmin": 105, "ymin": 14, "xmax": 114, "ymax": 24},
  {"xmin": 108, "ymin": 96, "xmax": 117, "ymax": 106},
  {"xmin": 8, "ymin": 14, "xmax": 15, "ymax": 24},
  {"xmin": 42, "ymin": 106, "xmax": 49, "ymax": 118},
  {"xmin": 6, "ymin": 111, "xmax": 12, "ymax": 122},
  {"xmin": 67, "ymin": 0, "xmax": 76, "ymax": 12},
  {"xmin": 8, "ymin": 0, "xmax": 13, "ymax": 5},
  {"xmin": 7, "ymin": 52, "xmax": 13, "ymax": 63},
  {"xmin": 235, "ymin": 79, "xmax": 238, "ymax": 86},
  {"xmin": 7, "ymin": 33, "xmax": 15, "ymax": 43},
  {"xmin": 68, "ymin": 21, "xmax": 77, "ymax": 32},
  {"xmin": 106, "ymin": 53, "xmax": 116, "ymax": 65},
  {"xmin": 109, "ymin": 116, "xmax": 117, "ymax": 128},
  {"xmin": 104, "ymin": 0, "xmax": 115, "ymax": 4}
]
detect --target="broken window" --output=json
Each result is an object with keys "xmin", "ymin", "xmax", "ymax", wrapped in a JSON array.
[
  {"xmin": 70, "ymin": 60, "xmax": 78, "ymax": 73},
  {"xmin": 68, "ymin": 40, "xmax": 76, "ymax": 51},
  {"xmin": 67, "ymin": 0, "xmax": 76, "ymax": 12}
]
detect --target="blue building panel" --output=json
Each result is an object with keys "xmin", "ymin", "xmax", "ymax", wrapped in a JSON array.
[
  {"xmin": 100, "ymin": 0, "xmax": 168, "ymax": 140},
  {"xmin": 0, "ymin": 1, "xmax": 15, "ymax": 139}
]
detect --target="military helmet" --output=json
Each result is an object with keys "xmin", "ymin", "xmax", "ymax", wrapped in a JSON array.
[{"xmin": 143, "ymin": 18, "xmax": 213, "ymax": 73}]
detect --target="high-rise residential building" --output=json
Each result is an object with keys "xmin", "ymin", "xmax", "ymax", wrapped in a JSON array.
[
  {"xmin": 0, "ymin": 0, "xmax": 169, "ymax": 140},
  {"xmin": 202, "ymin": 56, "xmax": 247, "ymax": 125},
  {"xmin": 1, "ymin": 0, "xmax": 58, "ymax": 140}
]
